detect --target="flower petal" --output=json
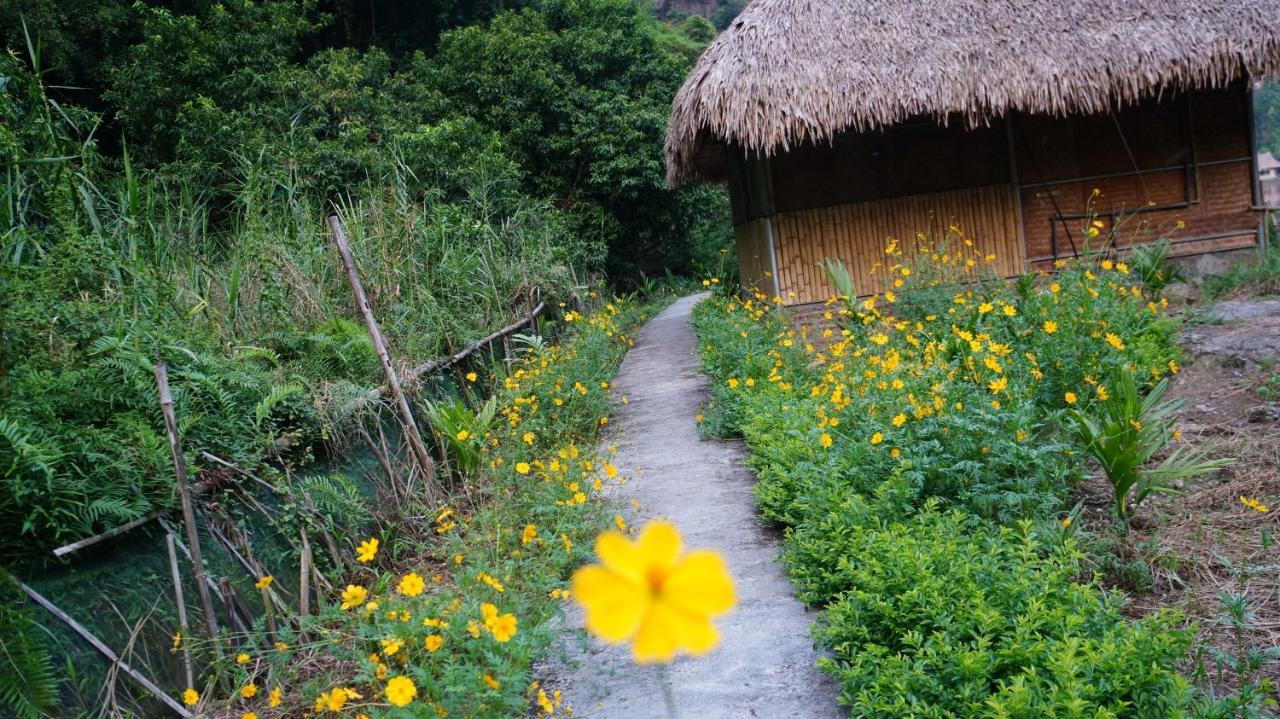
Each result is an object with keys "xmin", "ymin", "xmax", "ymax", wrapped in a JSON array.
[
  {"xmin": 631, "ymin": 604, "xmax": 679, "ymax": 664},
  {"xmin": 632, "ymin": 600, "xmax": 721, "ymax": 662},
  {"xmin": 595, "ymin": 532, "xmax": 644, "ymax": 582},
  {"xmin": 663, "ymin": 551, "xmax": 735, "ymax": 616},
  {"xmin": 636, "ymin": 520, "xmax": 682, "ymax": 568},
  {"xmin": 572, "ymin": 566, "xmax": 647, "ymax": 642}
]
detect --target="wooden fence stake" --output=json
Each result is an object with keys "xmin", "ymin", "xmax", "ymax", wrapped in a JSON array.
[
  {"xmin": 165, "ymin": 534, "xmax": 195, "ymax": 690},
  {"xmin": 327, "ymin": 215, "xmax": 440, "ymax": 507},
  {"xmin": 9, "ymin": 572, "xmax": 193, "ymax": 718},
  {"xmin": 154, "ymin": 362, "xmax": 222, "ymax": 655},
  {"xmin": 299, "ymin": 544, "xmax": 311, "ymax": 619}
]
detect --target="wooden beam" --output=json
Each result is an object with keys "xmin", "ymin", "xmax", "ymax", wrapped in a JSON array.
[
  {"xmin": 52, "ymin": 509, "xmax": 164, "ymax": 558},
  {"xmin": 10, "ymin": 572, "xmax": 194, "ymax": 717},
  {"xmin": 408, "ymin": 302, "xmax": 546, "ymax": 379}
]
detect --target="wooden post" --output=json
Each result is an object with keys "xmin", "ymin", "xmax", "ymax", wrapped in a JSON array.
[
  {"xmin": 327, "ymin": 215, "xmax": 439, "ymax": 507},
  {"xmin": 298, "ymin": 545, "xmax": 311, "ymax": 618},
  {"xmin": 165, "ymin": 534, "xmax": 195, "ymax": 690},
  {"xmin": 10, "ymin": 572, "xmax": 194, "ymax": 718},
  {"xmin": 154, "ymin": 362, "xmax": 222, "ymax": 652}
]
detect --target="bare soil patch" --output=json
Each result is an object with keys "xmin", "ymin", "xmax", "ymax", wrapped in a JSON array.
[{"xmin": 1114, "ymin": 295, "xmax": 1280, "ymax": 692}]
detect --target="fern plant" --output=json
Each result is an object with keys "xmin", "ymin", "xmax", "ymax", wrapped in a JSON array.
[
  {"xmin": 0, "ymin": 578, "xmax": 58, "ymax": 719},
  {"xmin": 1070, "ymin": 368, "xmax": 1232, "ymax": 520}
]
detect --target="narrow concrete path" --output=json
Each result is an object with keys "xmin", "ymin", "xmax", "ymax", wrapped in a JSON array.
[{"xmin": 549, "ymin": 294, "xmax": 842, "ymax": 718}]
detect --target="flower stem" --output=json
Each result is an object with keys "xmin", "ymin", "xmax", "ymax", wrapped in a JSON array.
[{"xmin": 659, "ymin": 664, "xmax": 679, "ymax": 719}]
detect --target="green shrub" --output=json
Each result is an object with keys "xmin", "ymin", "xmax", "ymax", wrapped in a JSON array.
[{"xmin": 814, "ymin": 509, "xmax": 1193, "ymax": 718}]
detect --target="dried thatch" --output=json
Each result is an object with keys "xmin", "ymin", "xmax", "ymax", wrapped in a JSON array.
[{"xmin": 666, "ymin": 0, "xmax": 1280, "ymax": 184}]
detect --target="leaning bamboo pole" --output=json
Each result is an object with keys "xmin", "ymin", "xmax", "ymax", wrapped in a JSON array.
[
  {"xmin": 327, "ymin": 215, "xmax": 440, "ymax": 508},
  {"xmin": 165, "ymin": 534, "xmax": 195, "ymax": 690},
  {"xmin": 154, "ymin": 362, "xmax": 222, "ymax": 656}
]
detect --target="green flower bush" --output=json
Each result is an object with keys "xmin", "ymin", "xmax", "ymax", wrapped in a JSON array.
[{"xmin": 692, "ymin": 237, "xmax": 1200, "ymax": 716}]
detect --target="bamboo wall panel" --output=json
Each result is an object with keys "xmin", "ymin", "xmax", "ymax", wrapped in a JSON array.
[{"xmin": 770, "ymin": 184, "xmax": 1023, "ymax": 305}]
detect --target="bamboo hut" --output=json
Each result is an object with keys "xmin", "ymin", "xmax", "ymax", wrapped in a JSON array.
[{"xmin": 665, "ymin": 0, "xmax": 1280, "ymax": 306}]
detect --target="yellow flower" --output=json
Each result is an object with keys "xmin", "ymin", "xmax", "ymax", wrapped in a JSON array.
[
  {"xmin": 482, "ymin": 674, "xmax": 501, "ymax": 690},
  {"xmin": 385, "ymin": 676, "xmax": 417, "ymax": 707},
  {"xmin": 1061, "ymin": 517, "xmax": 1072, "ymax": 528},
  {"xmin": 254, "ymin": 575, "xmax": 273, "ymax": 590},
  {"xmin": 172, "ymin": 631, "xmax": 182, "ymax": 649},
  {"xmin": 182, "ymin": 689, "xmax": 199, "ymax": 707},
  {"xmin": 242, "ymin": 713, "xmax": 258, "ymax": 719},
  {"xmin": 356, "ymin": 538, "xmax": 379, "ymax": 563},
  {"xmin": 891, "ymin": 413, "xmax": 906, "ymax": 428},
  {"xmin": 456, "ymin": 429, "xmax": 470, "ymax": 441},
  {"xmin": 571, "ymin": 520, "xmax": 734, "ymax": 664},
  {"xmin": 870, "ymin": 432, "xmax": 884, "ymax": 445},
  {"xmin": 315, "ymin": 688, "xmax": 362, "ymax": 713},
  {"xmin": 236, "ymin": 652, "xmax": 250, "ymax": 664},
  {"xmin": 1002, "ymin": 304, "xmax": 1017, "ymax": 317},
  {"xmin": 397, "ymin": 572, "xmax": 425, "ymax": 597},
  {"xmin": 274, "ymin": 641, "xmax": 289, "ymax": 652},
  {"xmin": 1097, "ymin": 385, "xmax": 1110, "ymax": 401},
  {"xmin": 522, "ymin": 524, "xmax": 538, "ymax": 546},
  {"xmin": 890, "ymin": 448, "xmax": 901, "ymax": 458},
  {"xmin": 340, "ymin": 584, "xmax": 367, "ymax": 610},
  {"xmin": 1064, "ymin": 391, "xmax": 1077, "ymax": 404},
  {"xmin": 381, "ymin": 638, "xmax": 404, "ymax": 656},
  {"xmin": 478, "ymin": 571, "xmax": 505, "ymax": 592},
  {"xmin": 269, "ymin": 687, "xmax": 282, "ymax": 708},
  {"xmin": 1043, "ymin": 320, "xmax": 1058, "ymax": 334},
  {"xmin": 604, "ymin": 463, "xmax": 618, "ymax": 478},
  {"xmin": 819, "ymin": 433, "xmax": 832, "ymax": 449},
  {"xmin": 1240, "ymin": 496, "xmax": 1269, "ymax": 513},
  {"xmin": 425, "ymin": 635, "xmax": 443, "ymax": 652},
  {"xmin": 516, "ymin": 462, "xmax": 531, "ymax": 475},
  {"xmin": 486, "ymin": 609, "xmax": 518, "ymax": 642},
  {"xmin": 988, "ymin": 376, "xmax": 1007, "ymax": 393},
  {"xmin": 726, "ymin": 378, "xmax": 739, "ymax": 389},
  {"xmin": 1104, "ymin": 332, "xmax": 1126, "ymax": 351},
  {"xmin": 241, "ymin": 683, "xmax": 258, "ymax": 699},
  {"xmin": 977, "ymin": 302, "xmax": 993, "ymax": 314},
  {"xmin": 466, "ymin": 372, "xmax": 478, "ymax": 382},
  {"xmin": 523, "ymin": 432, "xmax": 535, "ymax": 444}
]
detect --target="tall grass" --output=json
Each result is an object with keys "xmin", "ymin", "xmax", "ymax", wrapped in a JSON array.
[{"xmin": 0, "ymin": 51, "xmax": 582, "ymax": 561}]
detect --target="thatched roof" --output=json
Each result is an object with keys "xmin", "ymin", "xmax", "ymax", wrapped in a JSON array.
[{"xmin": 666, "ymin": 0, "xmax": 1280, "ymax": 184}]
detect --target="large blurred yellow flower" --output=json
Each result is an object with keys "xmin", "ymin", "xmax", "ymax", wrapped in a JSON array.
[{"xmin": 571, "ymin": 520, "xmax": 734, "ymax": 664}]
